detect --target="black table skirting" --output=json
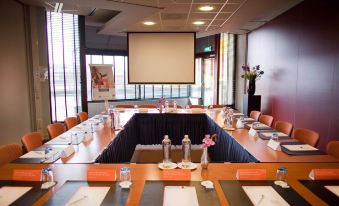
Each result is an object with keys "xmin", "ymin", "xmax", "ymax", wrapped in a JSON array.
[{"xmin": 95, "ymin": 114, "xmax": 257, "ymax": 163}]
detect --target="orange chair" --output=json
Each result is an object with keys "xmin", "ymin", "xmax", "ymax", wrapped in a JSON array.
[
  {"xmin": 208, "ymin": 105, "xmax": 225, "ymax": 109},
  {"xmin": 77, "ymin": 112, "xmax": 88, "ymax": 123},
  {"xmin": 0, "ymin": 144, "xmax": 23, "ymax": 164},
  {"xmin": 21, "ymin": 132, "xmax": 43, "ymax": 152},
  {"xmin": 259, "ymin": 115, "xmax": 274, "ymax": 127},
  {"xmin": 169, "ymin": 104, "xmax": 182, "ymax": 108},
  {"xmin": 250, "ymin": 110, "xmax": 261, "ymax": 121},
  {"xmin": 293, "ymin": 128, "xmax": 320, "ymax": 147},
  {"xmin": 64, "ymin": 117, "xmax": 78, "ymax": 130},
  {"xmin": 190, "ymin": 105, "xmax": 205, "ymax": 109},
  {"xmin": 47, "ymin": 123, "xmax": 65, "ymax": 139},
  {"xmin": 274, "ymin": 121, "xmax": 293, "ymax": 136},
  {"xmin": 326, "ymin": 141, "xmax": 339, "ymax": 159},
  {"xmin": 116, "ymin": 104, "xmax": 134, "ymax": 108},
  {"xmin": 138, "ymin": 104, "xmax": 157, "ymax": 108}
]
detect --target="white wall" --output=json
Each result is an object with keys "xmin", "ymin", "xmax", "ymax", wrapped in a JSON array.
[{"xmin": 0, "ymin": 0, "xmax": 32, "ymax": 145}]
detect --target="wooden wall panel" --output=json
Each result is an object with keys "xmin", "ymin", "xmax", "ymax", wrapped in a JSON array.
[{"xmin": 248, "ymin": 0, "xmax": 339, "ymax": 151}]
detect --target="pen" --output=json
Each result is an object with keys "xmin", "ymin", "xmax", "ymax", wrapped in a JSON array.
[
  {"xmin": 255, "ymin": 194, "xmax": 264, "ymax": 206},
  {"xmin": 68, "ymin": 195, "xmax": 87, "ymax": 205}
]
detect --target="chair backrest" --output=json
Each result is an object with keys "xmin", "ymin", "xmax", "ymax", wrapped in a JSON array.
[
  {"xmin": 47, "ymin": 123, "xmax": 65, "ymax": 139},
  {"xmin": 169, "ymin": 104, "xmax": 182, "ymax": 108},
  {"xmin": 190, "ymin": 105, "xmax": 204, "ymax": 109},
  {"xmin": 326, "ymin": 141, "xmax": 339, "ymax": 159},
  {"xmin": 274, "ymin": 121, "xmax": 293, "ymax": 136},
  {"xmin": 21, "ymin": 132, "xmax": 43, "ymax": 152},
  {"xmin": 138, "ymin": 104, "xmax": 157, "ymax": 108},
  {"xmin": 0, "ymin": 144, "xmax": 23, "ymax": 165},
  {"xmin": 208, "ymin": 105, "xmax": 225, "ymax": 109},
  {"xmin": 64, "ymin": 117, "xmax": 78, "ymax": 130},
  {"xmin": 115, "ymin": 104, "xmax": 134, "ymax": 108},
  {"xmin": 77, "ymin": 112, "xmax": 88, "ymax": 123},
  {"xmin": 293, "ymin": 128, "xmax": 320, "ymax": 147},
  {"xmin": 259, "ymin": 115, "xmax": 274, "ymax": 127},
  {"xmin": 250, "ymin": 110, "xmax": 261, "ymax": 121}
]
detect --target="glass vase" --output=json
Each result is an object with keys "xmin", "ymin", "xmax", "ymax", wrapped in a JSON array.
[{"xmin": 200, "ymin": 147, "xmax": 209, "ymax": 169}]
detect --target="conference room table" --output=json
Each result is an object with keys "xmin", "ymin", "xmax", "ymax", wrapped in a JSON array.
[
  {"xmin": 34, "ymin": 108, "xmax": 339, "ymax": 164},
  {"xmin": 1, "ymin": 162, "xmax": 338, "ymax": 205}
]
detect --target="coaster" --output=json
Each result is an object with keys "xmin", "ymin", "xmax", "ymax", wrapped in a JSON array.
[
  {"xmin": 158, "ymin": 162, "xmax": 178, "ymax": 170},
  {"xmin": 177, "ymin": 162, "xmax": 197, "ymax": 170}
]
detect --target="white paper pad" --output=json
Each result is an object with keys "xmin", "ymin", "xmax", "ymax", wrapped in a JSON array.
[
  {"xmin": 324, "ymin": 186, "xmax": 339, "ymax": 197},
  {"xmin": 261, "ymin": 132, "xmax": 288, "ymax": 138},
  {"xmin": 282, "ymin": 144, "xmax": 318, "ymax": 151},
  {"xmin": 0, "ymin": 186, "xmax": 32, "ymax": 205},
  {"xmin": 65, "ymin": 186, "xmax": 110, "ymax": 206},
  {"xmin": 163, "ymin": 186, "xmax": 199, "ymax": 206},
  {"xmin": 20, "ymin": 150, "xmax": 59, "ymax": 159},
  {"xmin": 233, "ymin": 113, "xmax": 244, "ymax": 116},
  {"xmin": 244, "ymin": 118, "xmax": 255, "ymax": 121},
  {"xmin": 242, "ymin": 186, "xmax": 289, "ymax": 206}
]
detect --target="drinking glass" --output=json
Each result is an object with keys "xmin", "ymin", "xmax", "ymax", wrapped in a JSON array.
[{"xmin": 120, "ymin": 167, "xmax": 131, "ymax": 182}]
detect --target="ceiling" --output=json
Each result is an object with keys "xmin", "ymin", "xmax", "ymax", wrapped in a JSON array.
[{"xmin": 19, "ymin": 0, "xmax": 303, "ymax": 37}]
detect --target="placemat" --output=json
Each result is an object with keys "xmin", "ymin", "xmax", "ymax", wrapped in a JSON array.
[
  {"xmin": 299, "ymin": 180, "xmax": 339, "ymax": 205},
  {"xmin": 44, "ymin": 181, "xmax": 129, "ymax": 206},
  {"xmin": 0, "ymin": 180, "xmax": 54, "ymax": 206},
  {"xmin": 244, "ymin": 124, "xmax": 273, "ymax": 130},
  {"xmin": 11, "ymin": 150, "xmax": 62, "ymax": 164},
  {"xmin": 219, "ymin": 180, "xmax": 310, "ymax": 206},
  {"xmin": 139, "ymin": 181, "xmax": 220, "ymax": 206},
  {"xmin": 280, "ymin": 142, "xmax": 325, "ymax": 155}
]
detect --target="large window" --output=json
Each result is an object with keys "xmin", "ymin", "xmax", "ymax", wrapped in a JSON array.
[
  {"xmin": 47, "ymin": 12, "xmax": 81, "ymax": 122},
  {"xmin": 86, "ymin": 54, "xmax": 189, "ymax": 101}
]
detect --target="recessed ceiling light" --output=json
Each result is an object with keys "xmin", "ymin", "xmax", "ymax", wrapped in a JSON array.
[
  {"xmin": 199, "ymin": 5, "xmax": 214, "ymax": 12},
  {"xmin": 143, "ymin": 21, "xmax": 156, "ymax": 26},
  {"xmin": 193, "ymin": 21, "xmax": 205, "ymax": 25}
]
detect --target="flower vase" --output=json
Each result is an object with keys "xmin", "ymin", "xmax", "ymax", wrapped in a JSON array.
[
  {"xmin": 200, "ymin": 147, "xmax": 209, "ymax": 169},
  {"xmin": 159, "ymin": 105, "xmax": 163, "ymax": 113},
  {"xmin": 247, "ymin": 79, "xmax": 256, "ymax": 96}
]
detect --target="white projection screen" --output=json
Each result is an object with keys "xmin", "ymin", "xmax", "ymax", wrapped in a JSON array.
[{"xmin": 128, "ymin": 32, "xmax": 195, "ymax": 84}]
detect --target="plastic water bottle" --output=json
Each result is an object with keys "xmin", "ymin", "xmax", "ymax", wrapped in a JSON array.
[
  {"xmin": 182, "ymin": 135, "xmax": 191, "ymax": 168},
  {"xmin": 173, "ymin": 101, "xmax": 177, "ymax": 111},
  {"xmin": 41, "ymin": 168, "xmax": 54, "ymax": 183},
  {"xmin": 165, "ymin": 100, "xmax": 169, "ymax": 112},
  {"xmin": 162, "ymin": 135, "xmax": 172, "ymax": 167}
]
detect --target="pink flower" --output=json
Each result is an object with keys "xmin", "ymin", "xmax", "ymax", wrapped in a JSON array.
[{"xmin": 201, "ymin": 134, "xmax": 215, "ymax": 148}]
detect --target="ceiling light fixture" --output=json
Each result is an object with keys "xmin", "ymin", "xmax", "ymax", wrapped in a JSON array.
[
  {"xmin": 143, "ymin": 21, "xmax": 156, "ymax": 26},
  {"xmin": 193, "ymin": 21, "xmax": 205, "ymax": 26},
  {"xmin": 199, "ymin": 5, "xmax": 214, "ymax": 12}
]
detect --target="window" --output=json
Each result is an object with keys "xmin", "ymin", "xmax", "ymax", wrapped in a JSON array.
[
  {"xmin": 47, "ymin": 12, "xmax": 81, "ymax": 122},
  {"xmin": 85, "ymin": 54, "xmax": 189, "ymax": 101}
]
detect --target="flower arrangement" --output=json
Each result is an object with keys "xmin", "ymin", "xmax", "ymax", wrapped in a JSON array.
[
  {"xmin": 157, "ymin": 97, "xmax": 166, "ymax": 106},
  {"xmin": 201, "ymin": 134, "xmax": 217, "ymax": 149},
  {"xmin": 241, "ymin": 65, "xmax": 264, "ymax": 81}
]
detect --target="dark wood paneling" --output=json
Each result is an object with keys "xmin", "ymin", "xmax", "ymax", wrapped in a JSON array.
[{"xmin": 248, "ymin": 0, "xmax": 339, "ymax": 151}]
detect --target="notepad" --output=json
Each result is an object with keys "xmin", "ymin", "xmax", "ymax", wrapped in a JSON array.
[
  {"xmin": 261, "ymin": 132, "xmax": 289, "ymax": 138},
  {"xmin": 163, "ymin": 186, "xmax": 199, "ymax": 206},
  {"xmin": 233, "ymin": 113, "xmax": 244, "ymax": 116},
  {"xmin": 324, "ymin": 186, "xmax": 339, "ymax": 197},
  {"xmin": 242, "ymin": 186, "xmax": 289, "ymax": 206},
  {"xmin": 0, "ymin": 186, "xmax": 32, "ymax": 205},
  {"xmin": 282, "ymin": 144, "xmax": 318, "ymax": 151},
  {"xmin": 20, "ymin": 150, "xmax": 59, "ymax": 159},
  {"xmin": 65, "ymin": 186, "xmax": 110, "ymax": 206}
]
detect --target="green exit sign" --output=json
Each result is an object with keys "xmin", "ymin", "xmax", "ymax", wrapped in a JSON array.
[{"xmin": 204, "ymin": 45, "xmax": 212, "ymax": 52}]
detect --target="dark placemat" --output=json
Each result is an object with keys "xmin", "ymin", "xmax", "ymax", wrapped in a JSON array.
[
  {"xmin": 280, "ymin": 142, "xmax": 325, "ymax": 155},
  {"xmin": 44, "ymin": 181, "xmax": 129, "ymax": 206},
  {"xmin": 299, "ymin": 180, "xmax": 339, "ymax": 205},
  {"xmin": 244, "ymin": 123, "xmax": 273, "ymax": 130},
  {"xmin": 139, "ymin": 181, "xmax": 220, "ymax": 206},
  {"xmin": 0, "ymin": 180, "xmax": 54, "ymax": 206},
  {"xmin": 219, "ymin": 180, "xmax": 310, "ymax": 206}
]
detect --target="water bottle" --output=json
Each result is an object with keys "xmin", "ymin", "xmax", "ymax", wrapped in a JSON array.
[
  {"xmin": 173, "ymin": 101, "xmax": 177, "ymax": 111},
  {"xmin": 272, "ymin": 132, "xmax": 279, "ymax": 141},
  {"xmin": 182, "ymin": 135, "xmax": 191, "ymax": 168},
  {"xmin": 276, "ymin": 167, "xmax": 288, "ymax": 182},
  {"xmin": 162, "ymin": 135, "xmax": 172, "ymax": 166},
  {"xmin": 41, "ymin": 168, "xmax": 54, "ymax": 183},
  {"xmin": 165, "ymin": 100, "xmax": 169, "ymax": 112},
  {"xmin": 71, "ymin": 133, "xmax": 78, "ymax": 145}
]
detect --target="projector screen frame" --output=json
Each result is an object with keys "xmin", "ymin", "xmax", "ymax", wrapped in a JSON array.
[{"xmin": 127, "ymin": 32, "xmax": 196, "ymax": 84}]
